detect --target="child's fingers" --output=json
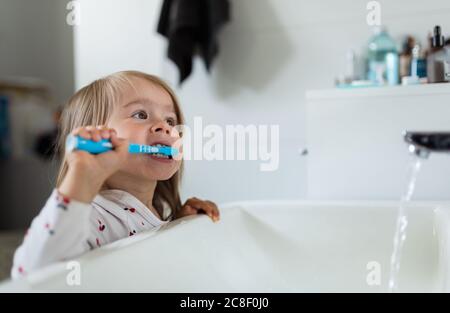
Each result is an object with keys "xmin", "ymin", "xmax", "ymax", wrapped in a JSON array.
[
  {"xmin": 96, "ymin": 133, "xmax": 128, "ymax": 173},
  {"xmin": 87, "ymin": 126, "xmax": 103, "ymax": 142},
  {"xmin": 182, "ymin": 205, "xmax": 197, "ymax": 216},
  {"xmin": 96, "ymin": 125, "xmax": 111, "ymax": 139},
  {"xmin": 72, "ymin": 125, "xmax": 115, "ymax": 142},
  {"xmin": 72, "ymin": 126, "xmax": 102, "ymax": 141},
  {"xmin": 72, "ymin": 126, "xmax": 92, "ymax": 140},
  {"xmin": 184, "ymin": 198, "xmax": 220, "ymax": 222},
  {"xmin": 206, "ymin": 200, "xmax": 220, "ymax": 220},
  {"xmin": 199, "ymin": 201, "xmax": 220, "ymax": 221}
]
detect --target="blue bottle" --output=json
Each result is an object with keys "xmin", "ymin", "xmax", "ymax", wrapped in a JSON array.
[
  {"xmin": 410, "ymin": 44, "xmax": 427, "ymax": 78},
  {"xmin": 367, "ymin": 26, "xmax": 399, "ymax": 85}
]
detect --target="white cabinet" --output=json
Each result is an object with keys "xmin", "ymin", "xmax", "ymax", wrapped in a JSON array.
[{"xmin": 305, "ymin": 84, "xmax": 450, "ymax": 201}]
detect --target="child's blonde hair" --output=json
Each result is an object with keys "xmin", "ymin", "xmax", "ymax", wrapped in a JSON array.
[{"xmin": 55, "ymin": 71, "xmax": 184, "ymax": 220}]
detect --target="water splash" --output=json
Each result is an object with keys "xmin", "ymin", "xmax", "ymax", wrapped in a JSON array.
[{"xmin": 388, "ymin": 158, "xmax": 422, "ymax": 292}]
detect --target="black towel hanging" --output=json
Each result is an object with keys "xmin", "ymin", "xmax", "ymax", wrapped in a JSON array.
[{"xmin": 157, "ymin": 0, "xmax": 231, "ymax": 85}]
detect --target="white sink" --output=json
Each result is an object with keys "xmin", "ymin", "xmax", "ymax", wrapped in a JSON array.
[{"xmin": 1, "ymin": 200, "xmax": 449, "ymax": 292}]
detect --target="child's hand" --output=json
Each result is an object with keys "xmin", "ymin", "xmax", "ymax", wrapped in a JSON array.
[
  {"xmin": 177, "ymin": 197, "xmax": 220, "ymax": 222},
  {"xmin": 58, "ymin": 126, "xmax": 129, "ymax": 203}
]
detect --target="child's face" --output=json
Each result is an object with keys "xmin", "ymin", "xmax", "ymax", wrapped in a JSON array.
[{"xmin": 106, "ymin": 77, "xmax": 182, "ymax": 181}]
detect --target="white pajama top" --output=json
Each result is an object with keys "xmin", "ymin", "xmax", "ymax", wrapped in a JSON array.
[{"xmin": 11, "ymin": 189, "xmax": 169, "ymax": 279}]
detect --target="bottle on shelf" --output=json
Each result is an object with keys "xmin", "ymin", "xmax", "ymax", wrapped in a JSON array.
[
  {"xmin": 367, "ymin": 26, "xmax": 399, "ymax": 86},
  {"xmin": 426, "ymin": 25, "xmax": 448, "ymax": 83}
]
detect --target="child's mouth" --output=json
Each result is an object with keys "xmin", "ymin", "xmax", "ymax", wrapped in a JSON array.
[
  {"xmin": 149, "ymin": 143, "xmax": 174, "ymax": 162},
  {"xmin": 149, "ymin": 154, "xmax": 174, "ymax": 163},
  {"xmin": 151, "ymin": 153, "xmax": 171, "ymax": 159}
]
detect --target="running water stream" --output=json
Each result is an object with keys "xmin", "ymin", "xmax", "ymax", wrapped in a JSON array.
[{"xmin": 388, "ymin": 158, "xmax": 423, "ymax": 292}]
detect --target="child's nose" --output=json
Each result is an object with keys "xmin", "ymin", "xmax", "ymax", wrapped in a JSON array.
[{"xmin": 150, "ymin": 121, "xmax": 171, "ymax": 135}]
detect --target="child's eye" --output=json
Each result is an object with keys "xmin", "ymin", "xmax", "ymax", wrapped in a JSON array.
[
  {"xmin": 166, "ymin": 118, "xmax": 176, "ymax": 126},
  {"xmin": 132, "ymin": 110, "xmax": 148, "ymax": 120}
]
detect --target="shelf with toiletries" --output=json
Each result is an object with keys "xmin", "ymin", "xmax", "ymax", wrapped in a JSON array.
[
  {"xmin": 335, "ymin": 25, "xmax": 450, "ymax": 90},
  {"xmin": 307, "ymin": 82, "xmax": 450, "ymax": 101}
]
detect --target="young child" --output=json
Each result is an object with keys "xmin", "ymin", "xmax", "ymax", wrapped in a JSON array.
[{"xmin": 11, "ymin": 71, "xmax": 220, "ymax": 279}]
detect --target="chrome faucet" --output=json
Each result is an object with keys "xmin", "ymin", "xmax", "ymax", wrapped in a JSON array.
[{"xmin": 404, "ymin": 131, "xmax": 450, "ymax": 159}]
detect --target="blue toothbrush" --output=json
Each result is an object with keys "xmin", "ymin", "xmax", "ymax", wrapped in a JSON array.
[{"xmin": 65, "ymin": 134, "xmax": 178, "ymax": 157}]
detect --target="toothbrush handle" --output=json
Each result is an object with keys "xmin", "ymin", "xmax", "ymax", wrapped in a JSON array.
[
  {"xmin": 128, "ymin": 144, "xmax": 159, "ymax": 154},
  {"xmin": 66, "ymin": 135, "xmax": 179, "ymax": 157},
  {"xmin": 128, "ymin": 144, "xmax": 177, "ymax": 156},
  {"xmin": 65, "ymin": 135, "xmax": 113, "ymax": 154}
]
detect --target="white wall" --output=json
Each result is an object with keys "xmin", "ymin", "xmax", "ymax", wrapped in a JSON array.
[
  {"xmin": 306, "ymin": 85, "xmax": 450, "ymax": 201},
  {"xmin": 0, "ymin": 0, "xmax": 75, "ymax": 105},
  {"xmin": 74, "ymin": 0, "xmax": 450, "ymax": 202}
]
